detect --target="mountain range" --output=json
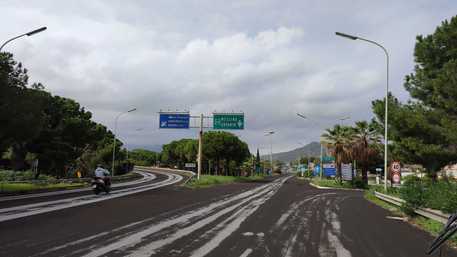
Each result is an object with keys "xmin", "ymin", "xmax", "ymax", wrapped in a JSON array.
[{"xmin": 262, "ymin": 142, "xmax": 321, "ymax": 163}]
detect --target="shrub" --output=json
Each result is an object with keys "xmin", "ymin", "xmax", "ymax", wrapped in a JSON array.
[
  {"xmin": 0, "ymin": 170, "xmax": 55, "ymax": 181},
  {"xmin": 400, "ymin": 176, "xmax": 427, "ymax": 211},
  {"xmin": 424, "ymin": 180, "xmax": 457, "ymax": 213},
  {"xmin": 354, "ymin": 177, "xmax": 368, "ymax": 189}
]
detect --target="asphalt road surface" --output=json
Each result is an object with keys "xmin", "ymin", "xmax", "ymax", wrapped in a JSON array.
[{"xmin": 0, "ymin": 173, "xmax": 455, "ymax": 257}]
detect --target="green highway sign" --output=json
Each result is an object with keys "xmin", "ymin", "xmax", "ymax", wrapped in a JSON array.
[
  {"xmin": 322, "ymin": 156, "xmax": 335, "ymax": 162},
  {"xmin": 213, "ymin": 113, "xmax": 244, "ymax": 130}
]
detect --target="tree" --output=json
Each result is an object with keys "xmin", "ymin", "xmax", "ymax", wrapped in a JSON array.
[
  {"xmin": 351, "ymin": 120, "xmax": 382, "ymax": 183},
  {"xmin": 128, "ymin": 149, "xmax": 159, "ymax": 166},
  {"xmin": 321, "ymin": 125, "xmax": 354, "ymax": 181},
  {"xmin": 255, "ymin": 148, "xmax": 261, "ymax": 174},
  {"xmin": 202, "ymin": 131, "xmax": 250, "ymax": 176},
  {"xmin": 0, "ymin": 53, "xmax": 47, "ymax": 160},
  {"xmin": 0, "ymin": 53, "xmax": 120, "ymax": 176},
  {"xmin": 372, "ymin": 16, "xmax": 457, "ymax": 175}
]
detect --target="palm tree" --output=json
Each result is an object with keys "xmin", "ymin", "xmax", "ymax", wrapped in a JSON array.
[
  {"xmin": 321, "ymin": 125, "xmax": 354, "ymax": 182},
  {"xmin": 352, "ymin": 121, "xmax": 382, "ymax": 184}
]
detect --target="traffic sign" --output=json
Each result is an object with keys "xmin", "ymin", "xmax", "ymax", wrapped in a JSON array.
[
  {"xmin": 323, "ymin": 163, "xmax": 336, "ymax": 176},
  {"xmin": 391, "ymin": 161, "xmax": 401, "ymax": 185},
  {"xmin": 341, "ymin": 163, "xmax": 353, "ymax": 181},
  {"xmin": 213, "ymin": 113, "xmax": 244, "ymax": 130},
  {"xmin": 159, "ymin": 113, "xmax": 190, "ymax": 129},
  {"xmin": 185, "ymin": 163, "xmax": 196, "ymax": 168},
  {"xmin": 322, "ymin": 156, "xmax": 335, "ymax": 162}
]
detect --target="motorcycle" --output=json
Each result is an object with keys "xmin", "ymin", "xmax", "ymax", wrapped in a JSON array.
[{"xmin": 91, "ymin": 177, "xmax": 111, "ymax": 195}]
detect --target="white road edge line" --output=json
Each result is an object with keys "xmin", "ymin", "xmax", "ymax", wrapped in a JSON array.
[
  {"xmin": 0, "ymin": 170, "xmax": 182, "ymax": 223},
  {"xmin": 0, "ymin": 171, "xmax": 156, "ymax": 202},
  {"xmin": 240, "ymin": 248, "xmax": 253, "ymax": 257}
]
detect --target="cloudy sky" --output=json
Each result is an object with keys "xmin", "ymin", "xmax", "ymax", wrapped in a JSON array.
[{"xmin": 1, "ymin": 0, "xmax": 456, "ymax": 153}]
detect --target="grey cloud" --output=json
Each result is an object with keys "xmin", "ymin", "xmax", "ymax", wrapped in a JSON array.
[{"xmin": 1, "ymin": 0, "xmax": 456, "ymax": 152}]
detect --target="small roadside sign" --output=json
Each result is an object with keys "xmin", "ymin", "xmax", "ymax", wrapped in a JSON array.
[
  {"xmin": 185, "ymin": 163, "xmax": 196, "ymax": 168},
  {"xmin": 391, "ymin": 161, "xmax": 401, "ymax": 185},
  {"xmin": 341, "ymin": 163, "xmax": 353, "ymax": 181}
]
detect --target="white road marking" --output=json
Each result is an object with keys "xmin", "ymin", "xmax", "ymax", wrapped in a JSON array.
[
  {"xmin": 240, "ymin": 248, "xmax": 253, "ymax": 257},
  {"xmin": 80, "ymin": 176, "xmax": 291, "ymax": 257},
  {"xmin": 0, "ymin": 171, "xmax": 156, "ymax": 202},
  {"xmin": 190, "ymin": 184, "xmax": 283, "ymax": 257},
  {"xmin": 386, "ymin": 216, "xmax": 406, "ymax": 221},
  {"xmin": 0, "ymin": 170, "xmax": 182, "ymax": 222},
  {"xmin": 242, "ymin": 232, "xmax": 254, "ymax": 236}
]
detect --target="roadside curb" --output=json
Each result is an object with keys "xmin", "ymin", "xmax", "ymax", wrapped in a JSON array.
[{"xmin": 309, "ymin": 182, "xmax": 364, "ymax": 192}]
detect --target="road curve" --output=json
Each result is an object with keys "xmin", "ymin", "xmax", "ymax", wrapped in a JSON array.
[
  {"xmin": 0, "ymin": 170, "xmax": 157, "ymax": 203},
  {"xmin": 0, "ymin": 168, "xmax": 183, "ymax": 223},
  {"xmin": 0, "ymin": 176, "xmax": 454, "ymax": 257}
]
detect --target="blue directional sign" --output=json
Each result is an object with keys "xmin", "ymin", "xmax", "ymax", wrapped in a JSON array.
[
  {"xmin": 159, "ymin": 113, "xmax": 190, "ymax": 129},
  {"xmin": 323, "ymin": 163, "xmax": 336, "ymax": 177}
]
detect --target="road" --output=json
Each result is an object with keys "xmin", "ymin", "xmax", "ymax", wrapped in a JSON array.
[{"xmin": 0, "ymin": 172, "xmax": 454, "ymax": 257}]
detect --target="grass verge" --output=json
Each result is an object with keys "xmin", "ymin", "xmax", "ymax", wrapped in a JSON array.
[
  {"xmin": 310, "ymin": 177, "xmax": 365, "ymax": 189},
  {"xmin": 186, "ymin": 175, "xmax": 265, "ymax": 189},
  {"xmin": 0, "ymin": 182, "xmax": 86, "ymax": 193}
]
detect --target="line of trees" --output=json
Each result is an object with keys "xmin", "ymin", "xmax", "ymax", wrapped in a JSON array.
[
  {"xmin": 0, "ymin": 52, "xmax": 126, "ymax": 178},
  {"xmin": 321, "ymin": 121, "xmax": 383, "ymax": 184},
  {"xmin": 160, "ymin": 131, "xmax": 251, "ymax": 176}
]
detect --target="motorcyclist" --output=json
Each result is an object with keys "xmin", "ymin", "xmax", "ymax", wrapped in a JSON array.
[{"xmin": 94, "ymin": 164, "xmax": 111, "ymax": 187}]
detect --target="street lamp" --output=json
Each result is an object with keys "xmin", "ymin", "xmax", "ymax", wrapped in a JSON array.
[
  {"xmin": 296, "ymin": 113, "xmax": 307, "ymax": 120},
  {"xmin": 126, "ymin": 128, "xmax": 144, "ymax": 160},
  {"xmin": 296, "ymin": 113, "xmax": 324, "ymax": 178},
  {"xmin": 339, "ymin": 116, "xmax": 350, "ymax": 126},
  {"xmin": 264, "ymin": 131, "xmax": 275, "ymax": 175},
  {"xmin": 112, "ymin": 108, "xmax": 137, "ymax": 176},
  {"xmin": 335, "ymin": 31, "xmax": 389, "ymax": 190},
  {"xmin": 0, "ymin": 27, "xmax": 47, "ymax": 52}
]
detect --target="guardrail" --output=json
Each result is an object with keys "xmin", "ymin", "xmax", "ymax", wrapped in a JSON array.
[{"xmin": 374, "ymin": 191, "xmax": 449, "ymax": 224}]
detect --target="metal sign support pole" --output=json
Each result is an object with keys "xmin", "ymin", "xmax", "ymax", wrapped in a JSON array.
[
  {"xmin": 197, "ymin": 114, "xmax": 203, "ymax": 180},
  {"xmin": 320, "ymin": 143, "xmax": 323, "ymax": 179}
]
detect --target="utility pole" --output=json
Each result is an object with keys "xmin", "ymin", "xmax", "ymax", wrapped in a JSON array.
[
  {"xmin": 265, "ymin": 131, "xmax": 275, "ymax": 175},
  {"xmin": 112, "ymin": 108, "xmax": 136, "ymax": 176},
  {"xmin": 197, "ymin": 114, "xmax": 203, "ymax": 180},
  {"xmin": 335, "ymin": 31, "xmax": 390, "ymax": 191},
  {"xmin": 320, "ymin": 143, "xmax": 323, "ymax": 179}
]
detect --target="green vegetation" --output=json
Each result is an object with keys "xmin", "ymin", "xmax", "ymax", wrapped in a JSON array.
[
  {"xmin": 0, "ymin": 52, "xmax": 131, "ymax": 178},
  {"xmin": 161, "ymin": 131, "xmax": 251, "ymax": 176},
  {"xmin": 128, "ymin": 149, "xmax": 160, "ymax": 166},
  {"xmin": 186, "ymin": 175, "xmax": 265, "ymax": 189},
  {"xmin": 371, "ymin": 16, "xmax": 457, "ymax": 176},
  {"xmin": 321, "ymin": 121, "xmax": 382, "ymax": 185},
  {"xmin": 310, "ymin": 177, "xmax": 367, "ymax": 189},
  {"xmin": 321, "ymin": 16, "xmax": 457, "ymax": 187},
  {"xmin": 0, "ymin": 182, "xmax": 85, "ymax": 193},
  {"xmin": 397, "ymin": 176, "xmax": 457, "ymax": 214},
  {"xmin": 0, "ymin": 170, "xmax": 55, "ymax": 181}
]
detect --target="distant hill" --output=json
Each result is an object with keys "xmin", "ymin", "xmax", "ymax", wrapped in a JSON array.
[
  {"xmin": 129, "ymin": 144, "xmax": 163, "ymax": 152},
  {"xmin": 262, "ymin": 142, "xmax": 321, "ymax": 163}
]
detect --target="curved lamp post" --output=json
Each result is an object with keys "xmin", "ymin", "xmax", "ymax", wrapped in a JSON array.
[
  {"xmin": 112, "ymin": 108, "xmax": 137, "ymax": 175},
  {"xmin": 264, "ymin": 131, "xmax": 275, "ymax": 175},
  {"xmin": 335, "ymin": 31, "xmax": 389, "ymax": 190},
  {"xmin": 0, "ymin": 27, "xmax": 47, "ymax": 52}
]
